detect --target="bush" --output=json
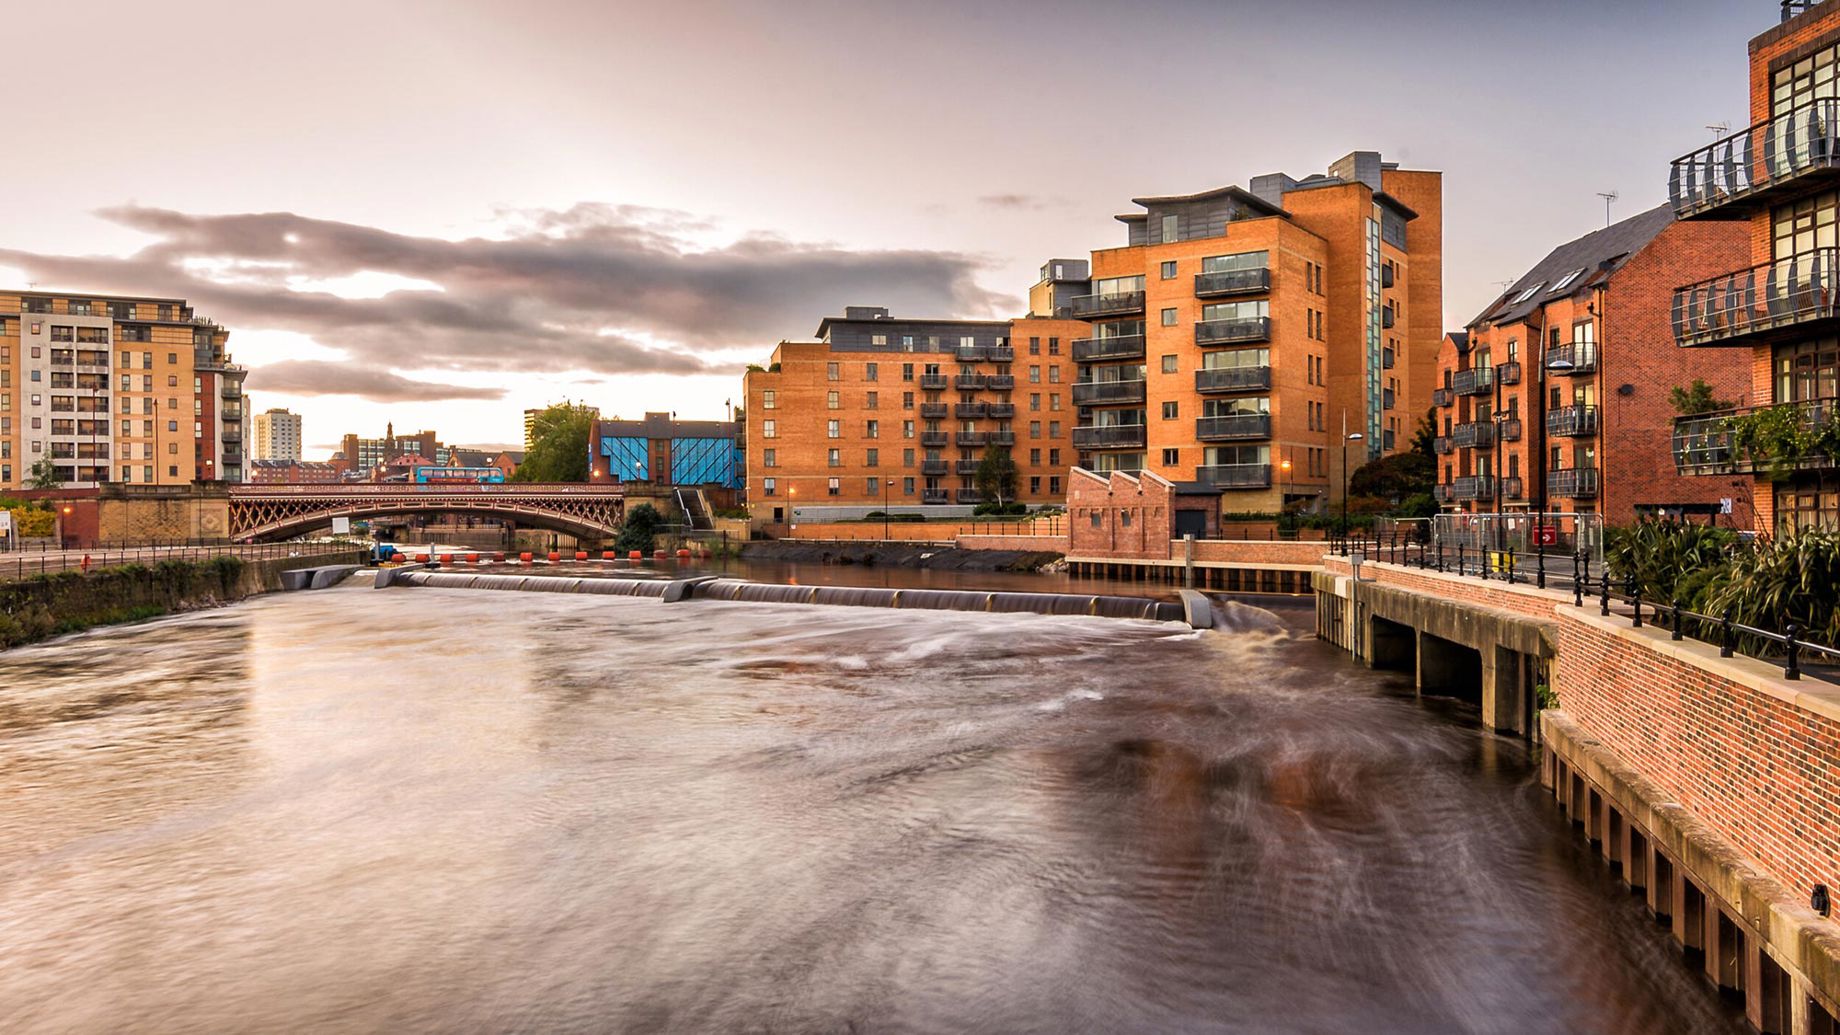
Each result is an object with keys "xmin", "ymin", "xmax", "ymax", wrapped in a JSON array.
[{"xmin": 615, "ymin": 502, "xmax": 664, "ymax": 554}]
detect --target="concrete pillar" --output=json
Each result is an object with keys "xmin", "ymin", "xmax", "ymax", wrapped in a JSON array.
[{"xmin": 1483, "ymin": 646, "xmax": 1524, "ymax": 735}]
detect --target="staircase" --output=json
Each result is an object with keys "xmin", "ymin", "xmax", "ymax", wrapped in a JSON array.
[{"xmin": 675, "ymin": 487, "xmax": 713, "ymax": 531}]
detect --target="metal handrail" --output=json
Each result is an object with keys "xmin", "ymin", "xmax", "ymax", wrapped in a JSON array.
[
  {"xmin": 1669, "ymin": 96, "xmax": 1840, "ymax": 217},
  {"xmin": 1672, "ymin": 247, "xmax": 1840, "ymax": 347}
]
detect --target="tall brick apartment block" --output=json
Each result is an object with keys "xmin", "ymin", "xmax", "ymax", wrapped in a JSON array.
[
  {"xmin": 1433, "ymin": 207, "xmax": 1749, "ymax": 523},
  {"xmin": 742, "ymin": 307, "xmax": 1084, "ymax": 520},
  {"xmin": 0, "ymin": 290, "xmax": 245, "ymax": 489},
  {"xmin": 1668, "ymin": 0, "xmax": 1840, "ymax": 533},
  {"xmin": 1047, "ymin": 150, "xmax": 1441, "ymax": 513}
]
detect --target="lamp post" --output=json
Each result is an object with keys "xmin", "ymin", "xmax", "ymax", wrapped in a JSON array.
[
  {"xmin": 882, "ymin": 476, "xmax": 892, "ymax": 539},
  {"xmin": 1538, "ymin": 351, "xmax": 1576, "ymax": 587},
  {"xmin": 1342, "ymin": 430, "xmax": 1364, "ymax": 555}
]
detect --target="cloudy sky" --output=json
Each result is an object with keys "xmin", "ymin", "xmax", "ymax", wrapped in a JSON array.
[{"xmin": 5, "ymin": 0, "xmax": 1766, "ymax": 456}]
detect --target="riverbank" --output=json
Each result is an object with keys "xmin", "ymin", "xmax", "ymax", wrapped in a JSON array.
[
  {"xmin": 740, "ymin": 538, "xmax": 1061, "ymax": 571},
  {"xmin": 0, "ymin": 548, "xmax": 366, "ymax": 649}
]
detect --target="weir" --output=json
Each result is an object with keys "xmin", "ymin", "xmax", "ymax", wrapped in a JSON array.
[{"xmin": 374, "ymin": 568, "xmax": 1206, "ymax": 627}]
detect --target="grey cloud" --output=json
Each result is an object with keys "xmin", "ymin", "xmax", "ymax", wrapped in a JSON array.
[
  {"xmin": 251, "ymin": 361, "xmax": 506, "ymax": 402},
  {"xmin": 977, "ymin": 193, "xmax": 1066, "ymax": 211}
]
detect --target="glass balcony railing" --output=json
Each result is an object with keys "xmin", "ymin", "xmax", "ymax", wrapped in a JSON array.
[
  {"xmin": 1193, "ymin": 267, "xmax": 1270, "ymax": 299},
  {"xmin": 1451, "ymin": 421, "xmax": 1494, "ymax": 450},
  {"xmin": 1544, "ymin": 341, "xmax": 1598, "ymax": 374},
  {"xmin": 1547, "ymin": 404, "xmax": 1600, "ymax": 437},
  {"xmin": 1071, "ymin": 379, "xmax": 1147, "ymax": 406},
  {"xmin": 1195, "ymin": 317, "xmax": 1272, "ymax": 346},
  {"xmin": 1452, "ymin": 367, "xmax": 1495, "ymax": 396},
  {"xmin": 1195, "ymin": 413, "xmax": 1272, "ymax": 441},
  {"xmin": 1669, "ymin": 97, "xmax": 1840, "ymax": 220},
  {"xmin": 1071, "ymin": 334, "xmax": 1145, "ymax": 362},
  {"xmin": 1070, "ymin": 291, "xmax": 1146, "ymax": 318},
  {"xmin": 1672, "ymin": 248, "xmax": 1840, "ymax": 348},
  {"xmin": 1196, "ymin": 463, "xmax": 1271, "ymax": 489},
  {"xmin": 1548, "ymin": 467, "xmax": 1600, "ymax": 498},
  {"xmin": 1071, "ymin": 424, "xmax": 1146, "ymax": 450},
  {"xmin": 1672, "ymin": 398, "xmax": 1839, "ymax": 474},
  {"xmin": 1194, "ymin": 366, "xmax": 1271, "ymax": 393},
  {"xmin": 1450, "ymin": 475, "xmax": 1495, "ymax": 501}
]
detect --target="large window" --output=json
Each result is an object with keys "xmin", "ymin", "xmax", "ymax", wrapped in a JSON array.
[
  {"xmin": 1774, "ymin": 339, "xmax": 1840, "ymax": 403},
  {"xmin": 1090, "ymin": 408, "xmax": 1144, "ymax": 428},
  {"xmin": 1773, "ymin": 41, "xmax": 1840, "ymax": 115},
  {"xmin": 1772, "ymin": 188, "xmax": 1840, "ymax": 259},
  {"xmin": 1205, "ymin": 444, "xmax": 1269, "ymax": 467},
  {"xmin": 1092, "ymin": 320, "xmax": 1144, "ymax": 339},
  {"xmin": 1093, "ymin": 275, "xmax": 1145, "ymax": 298},
  {"xmin": 1200, "ymin": 300, "xmax": 1268, "ymax": 323},
  {"xmin": 1203, "ymin": 396, "xmax": 1269, "ymax": 417},
  {"xmin": 1202, "ymin": 348, "xmax": 1268, "ymax": 370},
  {"xmin": 1776, "ymin": 484, "xmax": 1839, "ymax": 532},
  {"xmin": 1200, "ymin": 250, "xmax": 1268, "ymax": 274},
  {"xmin": 1090, "ymin": 452, "xmax": 1143, "ymax": 472}
]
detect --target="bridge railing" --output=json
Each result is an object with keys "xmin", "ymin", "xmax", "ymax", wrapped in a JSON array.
[
  {"xmin": 0, "ymin": 539, "xmax": 362, "ymax": 583},
  {"xmin": 231, "ymin": 483, "xmax": 625, "ymax": 497}
]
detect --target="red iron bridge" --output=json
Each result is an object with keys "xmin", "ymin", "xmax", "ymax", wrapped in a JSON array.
[{"xmin": 229, "ymin": 483, "xmax": 626, "ymax": 542}]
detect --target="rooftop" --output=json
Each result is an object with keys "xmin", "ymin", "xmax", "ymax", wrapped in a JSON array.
[{"xmin": 1468, "ymin": 203, "xmax": 1675, "ymax": 327}]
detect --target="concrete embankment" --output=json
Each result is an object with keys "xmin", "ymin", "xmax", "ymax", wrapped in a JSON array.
[
  {"xmin": 0, "ymin": 549, "xmax": 367, "ymax": 649},
  {"xmin": 740, "ymin": 539, "xmax": 1061, "ymax": 571}
]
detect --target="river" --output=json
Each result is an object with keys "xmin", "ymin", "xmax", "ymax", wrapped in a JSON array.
[{"xmin": 0, "ymin": 570, "xmax": 1744, "ymax": 1033}]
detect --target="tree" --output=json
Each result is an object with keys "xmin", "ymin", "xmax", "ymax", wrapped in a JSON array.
[
  {"xmin": 615, "ymin": 502, "xmax": 663, "ymax": 554},
  {"xmin": 26, "ymin": 459, "xmax": 59, "ymax": 490},
  {"xmin": 1349, "ymin": 450, "xmax": 1435, "ymax": 502},
  {"xmin": 514, "ymin": 403, "xmax": 597, "ymax": 482},
  {"xmin": 974, "ymin": 445, "xmax": 1020, "ymax": 506},
  {"xmin": 1670, "ymin": 379, "xmax": 1738, "ymax": 416},
  {"xmin": 1408, "ymin": 407, "xmax": 1437, "ymax": 458}
]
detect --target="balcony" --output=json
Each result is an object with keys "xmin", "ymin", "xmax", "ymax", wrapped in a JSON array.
[
  {"xmin": 987, "ymin": 403, "xmax": 1016, "ymax": 419},
  {"xmin": 954, "ymin": 402, "xmax": 988, "ymax": 419},
  {"xmin": 1545, "ymin": 341, "xmax": 1598, "ymax": 374},
  {"xmin": 920, "ymin": 459, "xmax": 949, "ymax": 475},
  {"xmin": 1072, "ymin": 424, "xmax": 1146, "ymax": 450},
  {"xmin": 1495, "ymin": 361, "xmax": 1521, "ymax": 386},
  {"xmin": 1381, "ymin": 308, "xmax": 1396, "ymax": 329},
  {"xmin": 1451, "ymin": 422, "xmax": 1494, "ymax": 450},
  {"xmin": 986, "ymin": 374, "xmax": 1015, "ymax": 391},
  {"xmin": 1434, "ymin": 436, "xmax": 1453, "ymax": 455},
  {"xmin": 1195, "ymin": 366, "xmax": 1271, "ymax": 393},
  {"xmin": 1382, "ymin": 387, "xmax": 1396, "ymax": 410},
  {"xmin": 956, "ymin": 459, "xmax": 982, "ymax": 475},
  {"xmin": 1450, "ymin": 475, "xmax": 1496, "ymax": 501},
  {"xmin": 922, "ymin": 489, "xmax": 950, "ymax": 504},
  {"xmin": 1500, "ymin": 418, "xmax": 1523, "ymax": 442},
  {"xmin": 1193, "ymin": 267, "xmax": 1271, "ymax": 299},
  {"xmin": 1548, "ymin": 467, "xmax": 1601, "ymax": 498},
  {"xmin": 1672, "ymin": 249, "xmax": 1840, "ymax": 348},
  {"xmin": 919, "ymin": 402, "xmax": 948, "ymax": 419},
  {"xmin": 918, "ymin": 373, "xmax": 949, "ymax": 390},
  {"xmin": 1501, "ymin": 476, "xmax": 1525, "ymax": 500},
  {"xmin": 1070, "ymin": 290, "xmax": 1146, "ymax": 318},
  {"xmin": 1072, "ymin": 334, "xmax": 1145, "ymax": 362},
  {"xmin": 988, "ymin": 430, "xmax": 1016, "ymax": 446},
  {"xmin": 954, "ymin": 373, "xmax": 987, "ymax": 390},
  {"xmin": 990, "ymin": 346, "xmax": 1015, "ymax": 362},
  {"xmin": 221, "ymin": 384, "xmax": 244, "ymax": 399},
  {"xmin": 1669, "ymin": 97, "xmax": 1840, "ymax": 220},
  {"xmin": 1452, "ymin": 367, "xmax": 1495, "ymax": 396},
  {"xmin": 1195, "ymin": 413, "xmax": 1272, "ymax": 441},
  {"xmin": 956, "ymin": 431, "xmax": 987, "ymax": 447},
  {"xmin": 1433, "ymin": 388, "xmax": 1454, "ymax": 408},
  {"xmin": 1383, "ymin": 347, "xmax": 1395, "ymax": 370},
  {"xmin": 957, "ymin": 488, "xmax": 986, "ymax": 504},
  {"xmin": 222, "ymin": 429, "xmax": 243, "ymax": 444},
  {"xmin": 1071, "ymin": 379, "xmax": 1146, "ymax": 406},
  {"xmin": 1195, "ymin": 317, "xmax": 1272, "ymax": 346},
  {"xmin": 1672, "ymin": 399, "xmax": 1839, "ymax": 474},
  {"xmin": 955, "ymin": 344, "xmax": 988, "ymax": 362},
  {"xmin": 1197, "ymin": 463, "xmax": 1271, "ymax": 489},
  {"xmin": 920, "ymin": 431, "xmax": 949, "ymax": 447},
  {"xmin": 1546, "ymin": 404, "xmax": 1599, "ymax": 437}
]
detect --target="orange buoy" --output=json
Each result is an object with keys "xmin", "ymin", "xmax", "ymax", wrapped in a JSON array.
[
  {"xmin": 519, "ymin": 552, "xmax": 533, "ymax": 564},
  {"xmin": 676, "ymin": 548, "xmax": 691, "ymax": 559},
  {"xmin": 574, "ymin": 550, "xmax": 588, "ymax": 561},
  {"xmin": 653, "ymin": 549, "xmax": 667, "ymax": 559},
  {"xmin": 547, "ymin": 551, "xmax": 561, "ymax": 562},
  {"xmin": 602, "ymin": 550, "xmax": 616, "ymax": 560},
  {"xmin": 629, "ymin": 550, "xmax": 643, "ymax": 561}
]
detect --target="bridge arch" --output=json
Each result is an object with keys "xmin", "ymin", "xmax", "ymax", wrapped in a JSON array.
[{"xmin": 229, "ymin": 485, "xmax": 625, "ymax": 543}]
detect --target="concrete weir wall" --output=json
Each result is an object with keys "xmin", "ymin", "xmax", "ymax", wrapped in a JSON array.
[{"xmin": 1314, "ymin": 556, "xmax": 1840, "ymax": 1031}]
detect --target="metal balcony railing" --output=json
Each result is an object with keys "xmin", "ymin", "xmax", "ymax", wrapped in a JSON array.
[
  {"xmin": 1071, "ymin": 379, "xmax": 1146, "ymax": 406},
  {"xmin": 1669, "ymin": 97, "xmax": 1840, "ymax": 219},
  {"xmin": 921, "ymin": 489, "xmax": 950, "ymax": 504},
  {"xmin": 1672, "ymin": 248, "xmax": 1840, "ymax": 348},
  {"xmin": 954, "ymin": 373, "xmax": 986, "ymax": 390},
  {"xmin": 989, "ymin": 346, "xmax": 1015, "ymax": 362},
  {"xmin": 1500, "ymin": 476, "xmax": 1525, "ymax": 500},
  {"xmin": 1434, "ymin": 436, "xmax": 1453, "ymax": 455},
  {"xmin": 1195, "ymin": 366, "xmax": 1271, "ymax": 393},
  {"xmin": 919, "ymin": 403, "xmax": 948, "ymax": 419},
  {"xmin": 918, "ymin": 373, "xmax": 949, "ymax": 390},
  {"xmin": 1196, "ymin": 463, "xmax": 1271, "ymax": 489},
  {"xmin": 954, "ymin": 402, "xmax": 988, "ymax": 419},
  {"xmin": 1547, "ymin": 404, "xmax": 1600, "ymax": 437},
  {"xmin": 1452, "ymin": 367, "xmax": 1495, "ymax": 396},
  {"xmin": 956, "ymin": 431, "xmax": 988, "ymax": 446},
  {"xmin": 1451, "ymin": 422, "xmax": 1494, "ymax": 450},
  {"xmin": 1500, "ymin": 418, "xmax": 1523, "ymax": 442},
  {"xmin": 987, "ymin": 403, "xmax": 1016, "ymax": 419},
  {"xmin": 956, "ymin": 488, "xmax": 986, "ymax": 504},
  {"xmin": 1071, "ymin": 334, "xmax": 1145, "ymax": 362},
  {"xmin": 1433, "ymin": 388, "xmax": 1454, "ymax": 408},
  {"xmin": 1071, "ymin": 424, "xmax": 1146, "ymax": 449},
  {"xmin": 1671, "ymin": 398, "xmax": 1839, "ymax": 474},
  {"xmin": 1450, "ymin": 475, "xmax": 1495, "ymax": 501},
  {"xmin": 1495, "ymin": 361, "xmax": 1521, "ymax": 385},
  {"xmin": 955, "ymin": 345, "xmax": 988, "ymax": 362},
  {"xmin": 1070, "ymin": 290, "xmax": 1146, "ymax": 318},
  {"xmin": 987, "ymin": 430, "xmax": 1016, "ymax": 446},
  {"xmin": 1195, "ymin": 317, "xmax": 1272, "ymax": 346},
  {"xmin": 1548, "ymin": 467, "xmax": 1600, "ymax": 498},
  {"xmin": 920, "ymin": 431, "xmax": 949, "ymax": 447},
  {"xmin": 1545, "ymin": 341, "xmax": 1598, "ymax": 374},
  {"xmin": 1193, "ymin": 267, "xmax": 1271, "ymax": 299},
  {"xmin": 986, "ymin": 374, "xmax": 1015, "ymax": 391},
  {"xmin": 920, "ymin": 460, "xmax": 949, "ymax": 475},
  {"xmin": 956, "ymin": 459, "xmax": 982, "ymax": 475},
  {"xmin": 1195, "ymin": 413, "xmax": 1272, "ymax": 441}
]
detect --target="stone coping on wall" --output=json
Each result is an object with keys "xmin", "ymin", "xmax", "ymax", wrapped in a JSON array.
[{"xmin": 1066, "ymin": 555, "xmax": 1323, "ymax": 572}]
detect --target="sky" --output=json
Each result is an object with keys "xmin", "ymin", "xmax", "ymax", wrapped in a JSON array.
[{"xmin": 1, "ymin": 0, "xmax": 1771, "ymax": 457}]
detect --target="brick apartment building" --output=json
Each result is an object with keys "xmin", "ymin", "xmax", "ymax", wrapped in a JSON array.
[
  {"xmin": 1050, "ymin": 150, "xmax": 1442, "ymax": 513},
  {"xmin": 0, "ymin": 290, "xmax": 245, "ymax": 489},
  {"xmin": 742, "ymin": 308, "xmax": 1085, "ymax": 520},
  {"xmin": 1667, "ymin": 0, "xmax": 1840, "ymax": 533},
  {"xmin": 1434, "ymin": 206, "xmax": 1749, "ymax": 523}
]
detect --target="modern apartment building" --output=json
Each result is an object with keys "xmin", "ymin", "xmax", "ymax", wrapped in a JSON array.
[
  {"xmin": 1058, "ymin": 151, "xmax": 1442, "ymax": 513},
  {"xmin": 588, "ymin": 411, "xmax": 742, "ymax": 487},
  {"xmin": 0, "ymin": 290, "xmax": 245, "ymax": 488},
  {"xmin": 1434, "ymin": 206, "xmax": 1749, "ymax": 522},
  {"xmin": 252, "ymin": 407, "xmax": 303, "ymax": 461},
  {"xmin": 1667, "ymin": 1, "xmax": 1840, "ymax": 533},
  {"xmin": 742, "ymin": 307, "xmax": 1084, "ymax": 520}
]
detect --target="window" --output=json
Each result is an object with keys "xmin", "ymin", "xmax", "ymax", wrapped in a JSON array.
[
  {"xmin": 1029, "ymin": 365, "xmax": 1041, "ymax": 383},
  {"xmin": 1122, "ymin": 511, "xmax": 1133, "ymax": 527},
  {"xmin": 1029, "ymin": 336, "xmax": 1040, "ymax": 355},
  {"xmin": 1161, "ymin": 308, "xmax": 1177, "ymax": 327},
  {"xmin": 871, "ymin": 334, "xmax": 887, "ymax": 346},
  {"xmin": 902, "ymin": 335, "xmax": 914, "ymax": 349},
  {"xmin": 1160, "ymin": 260, "xmax": 1177, "ymax": 280},
  {"xmin": 866, "ymin": 448, "xmax": 879, "ymax": 467},
  {"xmin": 902, "ymin": 391, "xmax": 913, "ymax": 409},
  {"xmin": 1161, "ymin": 355, "xmax": 1178, "ymax": 374},
  {"xmin": 903, "ymin": 448, "xmax": 915, "ymax": 466},
  {"xmin": 828, "ymin": 448, "xmax": 841, "ymax": 467},
  {"xmin": 763, "ymin": 419, "xmax": 777, "ymax": 438},
  {"xmin": 1049, "ymin": 393, "xmax": 1061, "ymax": 411},
  {"xmin": 1030, "ymin": 448, "xmax": 1041, "ymax": 464},
  {"xmin": 1509, "ymin": 282, "xmax": 1544, "ymax": 304},
  {"xmin": 1048, "ymin": 427, "xmax": 1060, "ymax": 443},
  {"xmin": 1090, "ymin": 512, "xmax": 1102, "ymax": 528},
  {"xmin": 1030, "ymin": 476, "xmax": 1041, "ymax": 494},
  {"xmin": 864, "ymin": 362, "xmax": 878, "ymax": 381},
  {"xmin": 827, "ymin": 391, "xmax": 840, "ymax": 410},
  {"xmin": 826, "ymin": 419, "xmax": 840, "ymax": 438},
  {"xmin": 1161, "ymin": 215, "xmax": 1178, "ymax": 243},
  {"xmin": 1161, "ymin": 401, "xmax": 1178, "ymax": 420},
  {"xmin": 865, "ymin": 391, "xmax": 878, "ymax": 410},
  {"xmin": 902, "ymin": 477, "xmax": 915, "ymax": 495},
  {"xmin": 902, "ymin": 363, "xmax": 915, "ymax": 381},
  {"xmin": 763, "ymin": 448, "xmax": 777, "ymax": 467},
  {"xmin": 827, "ymin": 477, "xmax": 840, "ymax": 496},
  {"xmin": 866, "ymin": 419, "xmax": 879, "ymax": 438},
  {"xmin": 762, "ymin": 390, "xmax": 777, "ymax": 409},
  {"xmin": 1048, "ymin": 337, "xmax": 1060, "ymax": 355},
  {"xmin": 1049, "ymin": 476, "xmax": 1060, "ymax": 494},
  {"xmin": 1030, "ymin": 393, "xmax": 1041, "ymax": 412},
  {"xmin": 1030, "ymin": 421, "xmax": 1042, "ymax": 439},
  {"xmin": 1549, "ymin": 268, "xmax": 1584, "ymax": 294},
  {"xmin": 827, "ymin": 362, "xmax": 840, "ymax": 381},
  {"xmin": 903, "ymin": 419, "xmax": 915, "ymax": 438},
  {"xmin": 1048, "ymin": 367, "xmax": 1060, "ymax": 384},
  {"xmin": 1162, "ymin": 448, "xmax": 1180, "ymax": 466},
  {"xmin": 866, "ymin": 477, "xmax": 880, "ymax": 494}
]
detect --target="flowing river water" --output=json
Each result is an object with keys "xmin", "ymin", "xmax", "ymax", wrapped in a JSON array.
[{"xmin": 0, "ymin": 567, "xmax": 1746, "ymax": 1034}]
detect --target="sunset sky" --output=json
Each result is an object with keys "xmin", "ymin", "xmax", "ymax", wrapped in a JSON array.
[{"xmin": 3, "ymin": 0, "xmax": 1768, "ymax": 456}]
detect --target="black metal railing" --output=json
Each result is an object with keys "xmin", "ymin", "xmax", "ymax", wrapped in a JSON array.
[
  {"xmin": 1669, "ymin": 96, "xmax": 1840, "ymax": 219},
  {"xmin": 1195, "ymin": 366, "xmax": 1271, "ymax": 393},
  {"xmin": 1450, "ymin": 475, "xmax": 1495, "ymax": 501},
  {"xmin": 1500, "ymin": 418, "xmax": 1523, "ymax": 442},
  {"xmin": 1195, "ymin": 317, "xmax": 1272, "ymax": 346},
  {"xmin": 989, "ymin": 346, "xmax": 1015, "ymax": 362},
  {"xmin": 954, "ymin": 374, "xmax": 986, "ymax": 390},
  {"xmin": 956, "ymin": 431, "xmax": 988, "ymax": 446},
  {"xmin": 954, "ymin": 402, "xmax": 988, "ymax": 419},
  {"xmin": 919, "ymin": 403, "xmax": 948, "ymax": 419},
  {"xmin": 1070, "ymin": 290, "xmax": 1146, "ymax": 318},
  {"xmin": 1548, "ymin": 466, "xmax": 1600, "ymax": 497},
  {"xmin": 1452, "ymin": 367, "xmax": 1495, "ymax": 396},
  {"xmin": 1452, "ymin": 421, "xmax": 1494, "ymax": 450},
  {"xmin": 956, "ymin": 488, "xmax": 985, "ymax": 504},
  {"xmin": 1673, "ymin": 248, "xmax": 1840, "ymax": 347},
  {"xmin": 918, "ymin": 373, "xmax": 949, "ymax": 390},
  {"xmin": 1071, "ymin": 424, "xmax": 1146, "ymax": 449},
  {"xmin": 920, "ymin": 431, "xmax": 949, "ymax": 447},
  {"xmin": 988, "ymin": 430, "xmax": 1016, "ymax": 446},
  {"xmin": 1433, "ymin": 388, "xmax": 1454, "ymax": 408},
  {"xmin": 1072, "ymin": 379, "xmax": 1147, "ymax": 406},
  {"xmin": 1545, "ymin": 341, "xmax": 1598, "ymax": 374},
  {"xmin": 1195, "ymin": 413, "xmax": 1271, "ymax": 441},
  {"xmin": 1193, "ymin": 267, "xmax": 1271, "ymax": 299},
  {"xmin": 1671, "ymin": 397, "xmax": 1839, "ymax": 473},
  {"xmin": 919, "ymin": 460, "xmax": 949, "ymax": 475},
  {"xmin": 955, "ymin": 459, "xmax": 981, "ymax": 475},
  {"xmin": 955, "ymin": 345, "xmax": 989, "ymax": 362},
  {"xmin": 1547, "ymin": 404, "xmax": 1599, "ymax": 437},
  {"xmin": 987, "ymin": 403, "xmax": 1016, "ymax": 419},
  {"xmin": 987, "ymin": 374, "xmax": 1015, "ymax": 391},
  {"xmin": 921, "ymin": 489, "xmax": 950, "ymax": 504},
  {"xmin": 1071, "ymin": 334, "xmax": 1146, "ymax": 362},
  {"xmin": 1434, "ymin": 436, "xmax": 1453, "ymax": 455}
]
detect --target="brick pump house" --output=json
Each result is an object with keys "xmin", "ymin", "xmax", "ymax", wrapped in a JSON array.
[
  {"xmin": 1434, "ymin": 206, "xmax": 1749, "ymax": 523},
  {"xmin": 1669, "ymin": 0, "xmax": 1840, "ymax": 534}
]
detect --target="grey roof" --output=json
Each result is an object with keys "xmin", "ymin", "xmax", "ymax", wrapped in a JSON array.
[
  {"xmin": 1469, "ymin": 203, "xmax": 1676, "ymax": 328},
  {"xmin": 1445, "ymin": 330, "xmax": 1470, "ymax": 353}
]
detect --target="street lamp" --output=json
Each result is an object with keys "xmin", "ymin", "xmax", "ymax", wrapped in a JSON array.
[
  {"xmin": 1536, "ymin": 352, "xmax": 1577, "ymax": 589},
  {"xmin": 1342, "ymin": 431, "xmax": 1364, "ymax": 555},
  {"xmin": 882, "ymin": 477, "xmax": 895, "ymax": 539}
]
